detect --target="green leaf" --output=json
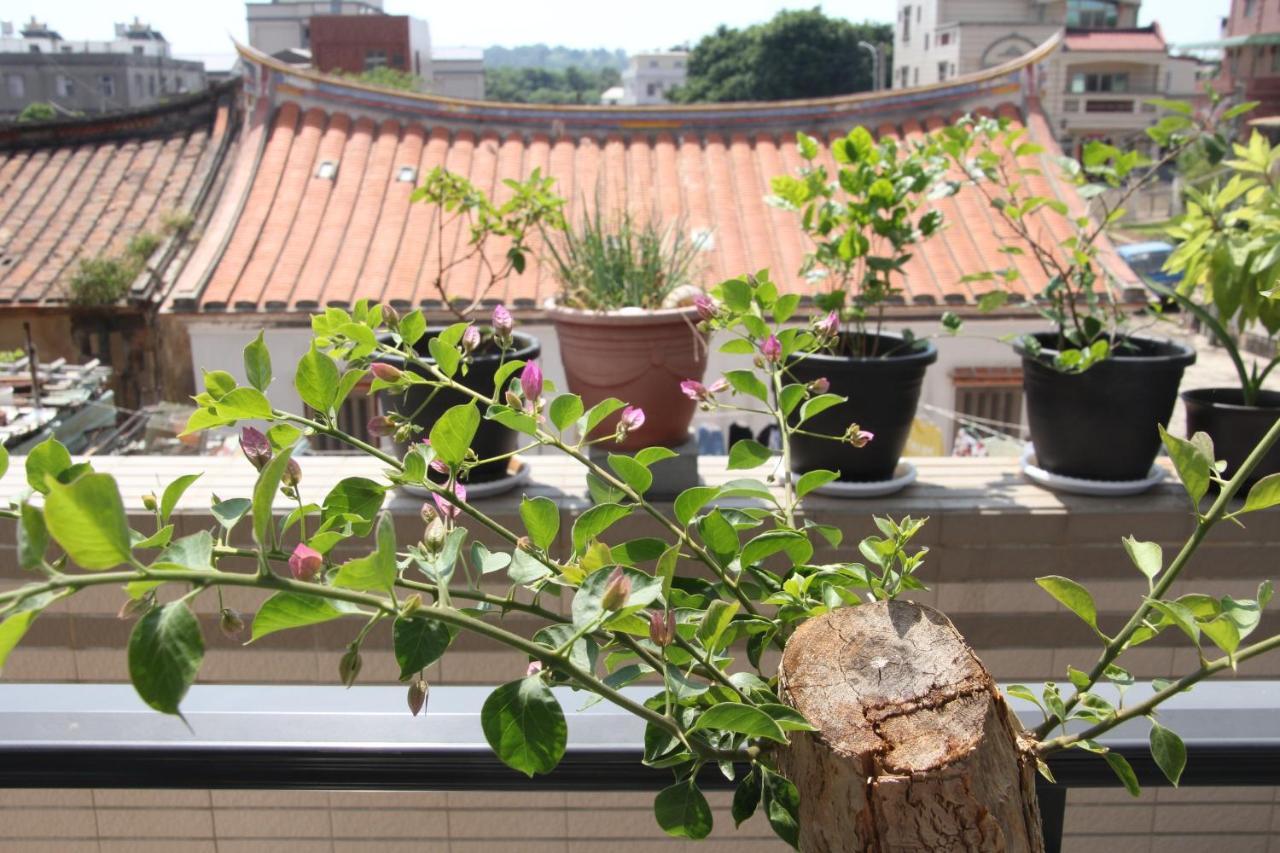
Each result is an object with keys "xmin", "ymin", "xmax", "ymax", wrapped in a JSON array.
[
  {"xmin": 1149, "ymin": 720, "xmax": 1186, "ymax": 786},
  {"xmin": 295, "ymin": 345, "xmax": 340, "ymax": 414},
  {"xmin": 243, "ymin": 331, "xmax": 272, "ymax": 392},
  {"xmin": 581, "ymin": 397, "xmax": 627, "ymax": 436},
  {"xmin": 519, "ymin": 496, "xmax": 560, "ymax": 551},
  {"xmin": 0, "ymin": 444, "xmax": 8, "ymax": 480},
  {"xmin": 1121, "ymin": 536, "xmax": 1162, "ymax": 585},
  {"xmin": 252, "ymin": 447, "xmax": 295, "ymax": 551},
  {"xmin": 128, "ymin": 602, "xmax": 203, "ymax": 716},
  {"xmin": 1036, "ymin": 575, "xmax": 1099, "ymax": 631},
  {"xmin": 549, "ymin": 394, "xmax": 584, "ymax": 432},
  {"xmin": 252, "ymin": 592, "xmax": 349, "ymax": 641},
  {"xmin": 399, "ymin": 310, "xmax": 426, "ymax": 346},
  {"xmin": 571, "ymin": 565, "xmax": 662, "ymax": 628},
  {"xmin": 977, "ymin": 290, "xmax": 1010, "ymax": 312},
  {"xmin": 741, "ymin": 530, "xmax": 806, "ymax": 567},
  {"xmin": 635, "ymin": 446, "xmax": 678, "ymax": 467},
  {"xmin": 762, "ymin": 768, "xmax": 801, "ymax": 849},
  {"xmin": 675, "ymin": 485, "xmax": 721, "ymax": 526},
  {"xmin": 321, "ymin": 477, "xmax": 385, "ymax": 537},
  {"xmin": 654, "ymin": 781, "xmax": 713, "ymax": 840},
  {"xmin": 471, "ymin": 541, "xmax": 511, "ymax": 574},
  {"xmin": 690, "ymin": 702, "xmax": 788, "ymax": 743},
  {"xmin": 481, "ymin": 675, "xmax": 567, "ymax": 776},
  {"xmin": 159, "ymin": 474, "xmax": 201, "ymax": 525},
  {"xmin": 756, "ymin": 703, "xmax": 819, "ymax": 732},
  {"xmin": 608, "ymin": 454, "xmax": 653, "ymax": 495},
  {"xmin": 427, "ymin": 336, "xmax": 461, "ymax": 378},
  {"xmin": 698, "ymin": 509, "xmax": 738, "ymax": 558},
  {"xmin": 151, "ymin": 531, "xmax": 215, "ymax": 572},
  {"xmin": 732, "ymin": 768, "xmax": 761, "ymax": 828},
  {"xmin": 798, "ymin": 393, "xmax": 845, "ymax": 424},
  {"xmin": 1160, "ymin": 425, "xmax": 1211, "ymax": 506},
  {"xmin": 695, "ymin": 599, "xmax": 739, "ymax": 654},
  {"xmin": 796, "ymin": 469, "xmax": 838, "ymax": 498},
  {"xmin": 393, "ymin": 613, "xmax": 454, "ymax": 679},
  {"xmin": 1103, "ymin": 750, "xmax": 1141, "ymax": 797},
  {"xmin": 25, "ymin": 437, "xmax": 72, "ymax": 494},
  {"xmin": 571, "ymin": 503, "xmax": 633, "ymax": 554},
  {"xmin": 508, "ymin": 548, "xmax": 552, "ymax": 585},
  {"xmin": 720, "ymin": 337, "xmax": 756, "ymax": 355},
  {"xmin": 724, "ymin": 369, "xmax": 769, "ymax": 402},
  {"xmin": 202, "ymin": 369, "xmax": 237, "ymax": 399},
  {"xmin": 728, "ymin": 438, "xmax": 773, "ymax": 470},
  {"xmin": 333, "ymin": 368, "xmax": 367, "ymax": 412},
  {"xmin": 1243, "ymin": 472, "xmax": 1280, "ymax": 513},
  {"xmin": 211, "ymin": 498, "xmax": 252, "ymax": 531},
  {"xmin": 17, "ymin": 503, "xmax": 48, "ymax": 572},
  {"xmin": 0, "ymin": 609, "xmax": 39, "ymax": 675},
  {"xmin": 44, "ymin": 473, "xmax": 132, "ymax": 570},
  {"xmin": 429, "ymin": 403, "xmax": 480, "ymax": 467}
]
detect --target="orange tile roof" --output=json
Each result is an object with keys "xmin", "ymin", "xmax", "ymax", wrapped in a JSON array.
[
  {"xmin": 1063, "ymin": 26, "xmax": 1166, "ymax": 53},
  {"xmin": 172, "ymin": 36, "xmax": 1138, "ymax": 315},
  {"xmin": 0, "ymin": 85, "xmax": 237, "ymax": 306}
]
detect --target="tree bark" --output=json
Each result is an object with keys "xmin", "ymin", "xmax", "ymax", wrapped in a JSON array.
[{"xmin": 777, "ymin": 600, "xmax": 1044, "ymax": 853}]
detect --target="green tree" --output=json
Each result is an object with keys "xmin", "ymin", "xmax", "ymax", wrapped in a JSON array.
[
  {"xmin": 485, "ymin": 66, "xmax": 620, "ymax": 104},
  {"xmin": 671, "ymin": 8, "xmax": 892, "ymax": 103},
  {"xmin": 341, "ymin": 67, "xmax": 422, "ymax": 92},
  {"xmin": 16, "ymin": 102, "xmax": 58, "ymax": 122}
]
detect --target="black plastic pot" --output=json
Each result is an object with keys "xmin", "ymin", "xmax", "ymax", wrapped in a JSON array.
[
  {"xmin": 1016, "ymin": 333, "xmax": 1195, "ymax": 482},
  {"xmin": 787, "ymin": 333, "xmax": 937, "ymax": 482},
  {"xmin": 380, "ymin": 330, "xmax": 540, "ymax": 483},
  {"xmin": 1183, "ymin": 388, "xmax": 1280, "ymax": 485}
]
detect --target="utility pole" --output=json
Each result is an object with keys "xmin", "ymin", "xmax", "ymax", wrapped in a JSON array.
[{"xmin": 858, "ymin": 40, "xmax": 883, "ymax": 91}]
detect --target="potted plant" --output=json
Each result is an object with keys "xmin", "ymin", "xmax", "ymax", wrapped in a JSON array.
[
  {"xmin": 542, "ymin": 200, "xmax": 709, "ymax": 450},
  {"xmin": 1159, "ymin": 128, "xmax": 1280, "ymax": 484},
  {"xmin": 767, "ymin": 126, "xmax": 952, "ymax": 485},
  {"xmin": 935, "ymin": 108, "xmax": 1231, "ymax": 485},
  {"xmin": 372, "ymin": 166, "xmax": 566, "ymax": 485}
]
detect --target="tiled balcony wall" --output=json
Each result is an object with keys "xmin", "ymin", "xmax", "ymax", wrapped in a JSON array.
[{"xmin": 2, "ymin": 455, "xmax": 1278, "ymax": 851}]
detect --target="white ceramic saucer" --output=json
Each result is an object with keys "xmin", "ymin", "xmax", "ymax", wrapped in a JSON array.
[
  {"xmin": 810, "ymin": 462, "xmax": 918, "ymax": 498},
  {"xmin": 1020, "ymin": 446, "xmax": 1165, "ymax": 496}
]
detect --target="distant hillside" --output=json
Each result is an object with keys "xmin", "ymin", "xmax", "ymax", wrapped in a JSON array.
[{"xmin": 483, "ymin": 44, "xmax": 627, "ymax": 72}]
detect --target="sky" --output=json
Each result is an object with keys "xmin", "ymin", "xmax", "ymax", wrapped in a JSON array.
[{"xmin": 6, "ymin": 0, "xmax": 1231, "ymax": 71}]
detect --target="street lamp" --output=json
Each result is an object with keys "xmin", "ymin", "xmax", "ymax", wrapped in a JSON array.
[{"xmin": 859, "ymin": 40, "xmax": 883, "ymax": 92}]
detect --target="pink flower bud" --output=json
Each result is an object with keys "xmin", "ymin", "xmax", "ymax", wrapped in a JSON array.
[
  {"xmin": 845, "ymin": 423, "xmax": 875, "ymax": 448},
  {"xmin": 422, "ymin": 517, "xmax": 447, "ymax": 553},
  {"xmin": 492, "ymin": 304, "xmax": 514, "ymax": 342},
  {"xmin": 815, "ymin": 310, "xmax": 840, "ymax": 339},
  {"xmin": 600, "ymin": 567, "xmax": 632, "ymax": 612},
  {"xmin": 694, "ymin": 293, "xmax": 717, "ymax": 322},
  {"xmin": 808, "ymin": 377, "xmax": 830, "ymax": 395},
  {"xmin": 461, "ymin": 324, "xmax": 481, "ymax": 353},
  {"xmin": 619, "ymin": 406, "xmax": 645, "ymax": 434},
  {"xmin": 432, "ymin": 481, "xmax": 466, "ymax": 520},
  {"xmin": 239, "ymin": 426, "xmax": 272, "ymax": 471},
  {"xmin": 339, "ymin": 648, "xmax": 362, "ymax": 687},
  {"xmin": 680, "ymin": 379, "xmax": 707, "ymax": 401},
  {"xmin": 419, "ymin": 439, "xmax": 450, "ymax": 474},
  {"xmin": 420, "ymin": 502, "xmax": 438, "ymax": 524},
  {"xmin": 707, "ymin": 378, "xmax": 730, "ymax": 395},
  {"xmin": 407, "ymin": 678, "xmax": 429, "ymax": 716},
  {"xmin": 520, "ymin": 360, "xmax": 543, "ymax": 405},
  {"xmin": 526, "ymin": 660, "xmax": 544, "ymax": 677},
  {"xmin": 289, "ymin": 543, "xmax": 324, "ymax": 581},
  {"xmin": 647, "ymin": 609, "xmax": 676, "ymax": 647},
  {"xmin": 367, "ymin": 415, "xmax": 395, "ymax": 437},
  {"xmin": 282, "ymin": 457, "xmax": 302, "ymax": 488},
  {"xmin": 761, "ymin": 334, "xmax": 782, "ymax": 364},
  {"xmin": 382, "ymin": 304, "xmax": 400, "ymax": 329},
  {"xmin": 371, "ymin": 362, "xmax": 402, "ymax": 382}
]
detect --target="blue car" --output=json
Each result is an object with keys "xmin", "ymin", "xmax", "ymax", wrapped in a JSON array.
[{"xmin": 1116, "ymin": 241, "xmax": 1182, "ymax": 298}]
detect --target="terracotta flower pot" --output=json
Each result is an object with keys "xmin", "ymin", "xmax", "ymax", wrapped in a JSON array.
[{"xmin": 546, "ymin": 303, "xmax": 709, "ymax": 449}]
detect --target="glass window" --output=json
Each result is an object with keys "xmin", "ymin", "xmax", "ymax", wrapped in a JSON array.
[
  {"xmin": 99, "ymin": 75, "xmax": 114, "ymax": 97},
  {"xmin": 902, "ymin": 6, "xmax": 911, "ymax": 42},
  {"xmin": 56, "ymin": 75, "xmax": 74, "ymax": 97},
  {"xmin": 938, "ymin": 61, "xmax": 947, "ymax": 81},
  {"xmin": 6, "ymin": 74, "xmax": 24, "ymax": 98},
  {"xmin": 1067, "ymin": 0, "xmax": 1119, "ymax": 27},
  {"xmin": 133, "ymin": 45, "xmax": 143, "ymax": 55},
  {"xmin": 364, "ymin": 49, "xmax": 387, "ymax": 70},
  {"xmin": 1070, "ymin": 71, "xmax": 1129, "ymax": 93}
]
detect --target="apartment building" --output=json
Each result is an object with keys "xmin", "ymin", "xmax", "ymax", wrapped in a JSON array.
[
  {"xmin": 893, "ymin": 0, "xmax": 1197, "ymax": 154},
  {"xmin": 1188, "ymin": 0, "xmax": 1280, "ymax": 119},
  {"xmin": 603, "ymin": 51, "xmax": 688, "ymax": 105}
]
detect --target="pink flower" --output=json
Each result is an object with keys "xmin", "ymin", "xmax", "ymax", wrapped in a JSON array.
[
  {"xmin": 492, "ymin": 305, "xmax": 513, "ymax": 343},
  {"xmin": 370, "ymin": 362, "xmax": 402, "ymax": 382},
  {"xmin": 619, "ymin": 406, "xmax": 645, "ymax": 434},
  {"xmin": 289, "ymin": 543, "xmax": 323, "ymax": 581},
  {"xmin": 707, "ymin": 378, "xmax": 730, "ymax": 395},
  {"xmin": 526, "ymin": 660, "xmax": 544, "ymax": 677},
  {"xmin": 647, "ymin": 609, "xmax": 676, "ymax": 647},
  {"xmin": 694, "ymin": 293, "xmax": 717, "ymax": 322},
  {"xmin": 845, "ymin": 423, "xmax": 875, "ymax": 448},
  {"xmin": 432, "ymin": 481, "xmax": 466, "ymax": 520},
  {"xmin": 815, "ymin": 310, "xmax": 840, "ymax": 339},
  {"xmin": 680, "ymin": 379, "xmax": 707, "ymax": 401},
  {"xmin": 367, "ymin": 415, "xmax": 395, "ymax": 437},
  {"xmin": 461, "ymin": 324, "xmax": 481, "ymax": 353},
  {"xmin": 600, "ymin": 567, "xmax": 632, "ymax": 611},
  {"xmin": 419, "ymin": 439, "xmax": 450, "ymax": 474},
  {"xmin": 239, "ymin": 426, "xmax": 272, "ymax": 471},
  {"xmin": 761, "ymin": 334, "xmax": 782, "ymax": 364},
  {"xmin": 808, "ymin": 377, "xmax": 830, "ymax": 395},
  {"xmin": 520, "ymin": 360, "xmax": 543, "ymax": 405}
]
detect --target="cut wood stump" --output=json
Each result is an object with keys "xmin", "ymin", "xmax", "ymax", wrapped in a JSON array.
[{"xmin": 777, "ymin": 600, "xmax": 1044, "ymax": 852}]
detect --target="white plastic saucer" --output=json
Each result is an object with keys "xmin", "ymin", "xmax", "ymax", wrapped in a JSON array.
[
  {"xmin": 400, "ymin": 459, "xmax": 531, "ymax": 500},
  {"xmin": 1019, "ymin": 446, "xmax": 1165, "ymax": 496},
  {"xmin": 810, "ymin": 462, "xmax": 918, "ymax": 498}
]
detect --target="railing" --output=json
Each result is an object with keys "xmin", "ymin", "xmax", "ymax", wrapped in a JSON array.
[{"xmin": 2, "ymin": 682, "xmax": 1278, "ymax": 853}]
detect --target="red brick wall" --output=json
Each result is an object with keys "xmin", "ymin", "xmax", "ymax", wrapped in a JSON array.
[{"xmin": 309, "ymin": 15, "xmax": 411, "ymax": 75}]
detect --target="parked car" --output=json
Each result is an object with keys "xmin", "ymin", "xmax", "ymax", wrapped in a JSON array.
[{"xmin": 1117, "ymin": 241, "xmax": 1181, "ymax": 295}]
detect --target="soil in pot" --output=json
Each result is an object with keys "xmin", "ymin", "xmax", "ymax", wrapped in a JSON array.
[
  {"xmin": 1183, "ymin": 388, "xmax": 1280, "ymax": 485},
  {"xmin": 787, "ymin": 333, "xmax": 937, "ymax": 482},
  {"xmin": 548, "ymin": 304, "xmax": 708, "ymax": 450},
  {"xmin": 1017, "ymin": 333, "xmax": 1195, "ymax": 482},
  {"xmin": 380, "ymin": 329, "xmax": 540, "ymax": 484}
]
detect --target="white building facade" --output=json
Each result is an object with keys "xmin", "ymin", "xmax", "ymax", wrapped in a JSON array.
[{"xmin": 605, "ymin": 51, "xmax": 688, "ymax": 105}]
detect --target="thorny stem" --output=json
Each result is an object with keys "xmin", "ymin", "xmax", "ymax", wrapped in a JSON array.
[{"xmin": 1032, "ymin": 414, "xmax": 1280, "ymax": 740}]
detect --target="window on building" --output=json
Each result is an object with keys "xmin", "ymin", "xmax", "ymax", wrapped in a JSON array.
[
  {"xmin": 60, "ymin": 45, "xmax": 72, "ymax": 53},
  {"xmin": 135, "ymin": 73, "xmax": 143, "ymax": 94},
  {"xmin": 133, "ymin": 45, "xmax": 143, "ymax": 56},
  {"xmin": 899, "ymin": 66, "xmax": 909, "ymax": 87},
  {"xmin": 6, "ymin": 74, "xmax": 24, "ymax": 98},
  {"xmin": 391, "ymin": 54, "xmax": 404, "ymax": 69},
  {"xmin": 176, "ymin": 76, "xmax": 188, "ymax": 93},
  {"xmin": 307, "ymin": 379, "xmax": 376, "ymax": 453},
  {"xmin": 938, "ymin": 61, "xmax": 947, "ymax": 81},
  {"xmin": 99, "ymin": 75, "xmax": 115, "ymax": 97},
  {"xmin": 951, "ymin": 367, "xmax": 1025, "ymax": 445},
  {"xmin": 365, "ymin": 50, "xmax": 387, "ymax": 70},
  {"xmin": 56, "ymin": 75, "xmax": 74, "ymax": 97},
  {"xmin": 1245, "ymin": 0, "xmax": 1256, "ymax": 15},
  {"xmin": 925, "ymin": 33, "xmax": 930, "ymax": 49},
  {"xmin": 28, "ymin": 45, "xmax": 40, "ymax": 53},
  {"xmin": 913, "ymin": 67, "xmax": 919, "ymax": 85},
  {"xmin": 902, "ymin": 6, "xmax": 911, "ymax": 42},
  {"xmin": 940, "ymin": 32, "xmax": 952, "ymax": 46},
  {"xmin": 1272, "ymin": 49, "xmax": 1280, "ymax": 72},
  {"xmin": 917, "ymin": 6, "xmax": 921, "ymax": 21},
  {"xmin": 649, "ymin": 59, "xmax": 658, "ymax": 68},
  {"xmin": 951, "ymin": 63, "xmax": 957, "ymax": 76},
  {"xmin": 148, "ymin": 76, "xmax": 155, "ymax": 96},
  {"xmin": 675, "ymin": 60, "xmax": 684, "ymax": 68},
  {"xmin": 1066, "ymin": 0, "xmax": 1120, "ymax": 28},
  {"xmin": 1070, "ymin": 71, "xmax": 1129, "ymax": 93}
]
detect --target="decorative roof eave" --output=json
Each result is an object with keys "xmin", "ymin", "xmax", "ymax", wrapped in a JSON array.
[{"xmin": 234, "ymin": 32, "xmax": 1063, "ymax": 135}]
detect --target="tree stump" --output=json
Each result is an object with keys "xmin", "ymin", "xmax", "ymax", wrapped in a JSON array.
[{"xmin": 777, "ymin": 600, "xmax": 1044, "ymax": 852}]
